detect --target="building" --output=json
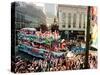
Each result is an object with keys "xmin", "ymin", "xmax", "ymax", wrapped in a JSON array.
[
  {"xmin": 57, "ymin": 4, "xmax": 88, "ymax": 40},
  {"xmin": 14, "ymin": 2, "xmax": 46, "ymax": 30},
  {"xmin": 45, "ymin": 4, "xmax": 58, "ymax": 27}
]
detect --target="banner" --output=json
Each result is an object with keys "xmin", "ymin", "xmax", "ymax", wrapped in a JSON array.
[{"xmin": 91, "ymin": 7, "xmax": 98, "ymax": 49}]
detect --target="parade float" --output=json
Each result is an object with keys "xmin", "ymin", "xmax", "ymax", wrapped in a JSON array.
[{"xmin": 17, "ymin": 28, "xmax": 66, "ymax": 59}]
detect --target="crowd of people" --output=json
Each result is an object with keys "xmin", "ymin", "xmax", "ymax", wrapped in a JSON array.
[
  {"xmin": 13, "ymin": 52, "xmax": 97, "ymax": 73},
  {"xmin": 15, "ymin": 36, "xmax": 97, "ymax": 73},
  {"xmin": 14, "ymin": 28, "xmax": 97, "ymax": 73}
]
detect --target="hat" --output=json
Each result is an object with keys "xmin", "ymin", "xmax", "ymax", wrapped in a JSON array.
[{"xmin": 61, "ymin": 39, "xmax": 65, "ymax": 43}]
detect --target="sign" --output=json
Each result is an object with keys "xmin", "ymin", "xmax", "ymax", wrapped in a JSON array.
[{"xmin": 65, "ymin": 31, "xmax": 68, "ymax": 34}]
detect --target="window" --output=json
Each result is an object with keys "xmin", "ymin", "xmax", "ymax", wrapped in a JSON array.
[
  {"xmin": 83, "ymin": 14, "xmax": 85, "ymax": 28},
  {"xmin": 16, "ymin": 13, "xmax": 21, "ymax": 22},
  {"xmin": 62, "ymin": 25, "xmax": 66, "ymax": 28},
  {"xmin": 68, "ymin": 13, "xmax": 71, "ymax": 28},
  {"xmin": 16, "ymin": 23, "xmax": 20, "ymax": 29},
  {"xmin": 79, "ymin": 14, "xmax": 82, "ymax": 28},
  {"xmin": 21, "ymin": 14, "xmax": 25, "ymax": 22},
  {"xmin": 73, "ymin": 13, "xmax": 76, "ymax": 28},
  {"xmin": 62, "ymin": 12, "xmax": 66, "ymax": 28},
  {"xmin": 16, "ymin": 12, "xmax": 20, "ymax": 19},
  {"xmin": 62, "ymin": 12, "xmax": 66, "ymax": 20}
]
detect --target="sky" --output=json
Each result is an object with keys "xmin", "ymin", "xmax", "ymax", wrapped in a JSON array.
[
  {"xmin": 45, "ymin": 3, "xmax": 57, "ymax": 18},
  {"xmin": 35, "ymin": 3, "xmax": 57, "ymax": 18}
]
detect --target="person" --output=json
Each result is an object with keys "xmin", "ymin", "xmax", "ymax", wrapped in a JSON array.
[{"xmin": 61, "ymin": 41, "xmax": 66, "ymax": 51}]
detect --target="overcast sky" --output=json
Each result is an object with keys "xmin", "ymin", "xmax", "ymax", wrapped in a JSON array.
[{"xmin": 45, "ymin": 3, "xmax": 57, "ymax": 18}]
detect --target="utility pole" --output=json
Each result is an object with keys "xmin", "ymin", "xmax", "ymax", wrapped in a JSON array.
[{"xmin": 85, "ymin": 6, "xmax": 91, "ymax": 69}]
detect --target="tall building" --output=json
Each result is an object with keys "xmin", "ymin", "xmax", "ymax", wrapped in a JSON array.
[
  {"xmin": 14, "ymin": 2, "xmax": 46, "ymax": 30},
  {"xmin": 57, "ymin": 4, "xmax": 88, "ymax": 40},
  {"xmin": 45, "ymin": 4, "xmax": 58, "ymax": 27}
]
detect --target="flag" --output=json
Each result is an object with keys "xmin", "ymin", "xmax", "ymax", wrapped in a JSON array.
[
  {"xmin": 91, "ymin": 7, "xmax": 97, "ymax": 16},
  {"xmin": 91, "ymin": 7, "xmax": 98, "ymax": 49}
]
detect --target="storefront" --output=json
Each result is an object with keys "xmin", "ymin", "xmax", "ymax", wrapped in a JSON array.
[
  {"xmin": 59, "ymin": 30, "xmax": 85, "ymax": 40},
  {"xmin": 76, "ymin": 31, "xmax": 85, "ymax": 40}
]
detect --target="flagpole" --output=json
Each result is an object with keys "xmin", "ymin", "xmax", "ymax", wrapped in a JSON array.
[{"xmin": 84, "ymin": 6, "xmax": 91, "ymax": 69}]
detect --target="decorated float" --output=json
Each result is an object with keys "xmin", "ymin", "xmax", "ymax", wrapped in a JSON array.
[{"xmin": 17, "ymin": 28, "xmax": 66, "ymax": 59}]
